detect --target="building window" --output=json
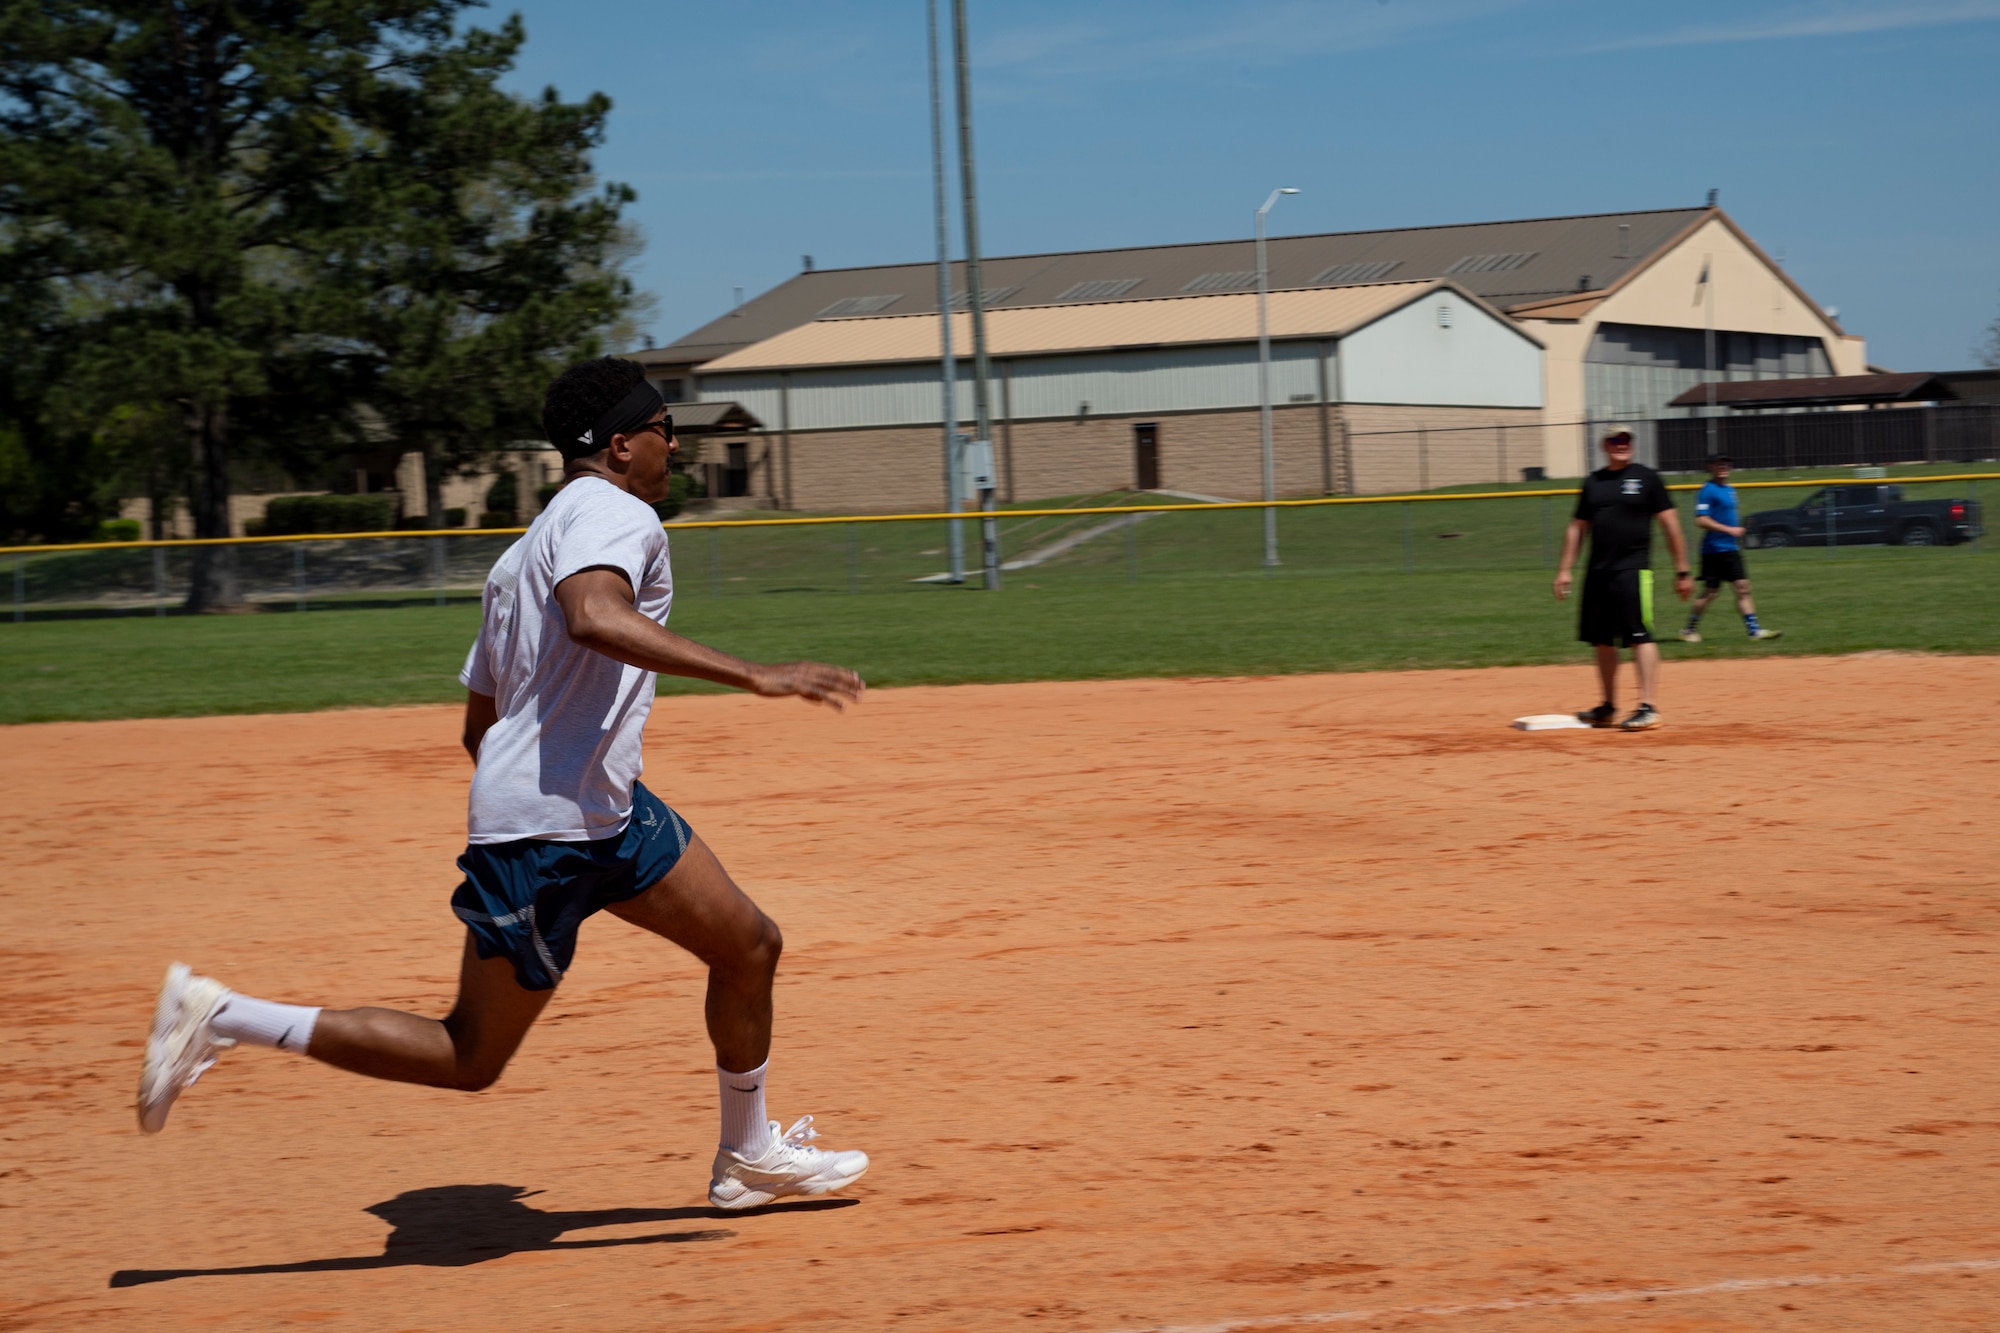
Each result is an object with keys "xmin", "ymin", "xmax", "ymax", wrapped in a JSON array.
[
  {"xmin": 1587, "ymin": 323, "xmax": 1831, "ymax": 375},
  {"xmin": 658, "ymin": 377, "xmax": 685, "ymax": 403}
]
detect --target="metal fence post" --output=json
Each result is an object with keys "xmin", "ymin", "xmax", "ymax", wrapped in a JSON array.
[
  {"xmin": 1826, "ymin": 494, "xmax": 1836, "ymax": 557},
  {"xmin": 1403, "ymin": 502, "xmax": 1414, "ymax": 572},
  {"xmin": 294, "ymin": 543, "xmax": 308, "ymax": 613},
  {"xmin": 12, "ymin": 553, "xmax": 22, "ymax": 622},
  {"xmin": 847, "ymin": 523, "xmax": 859, "ymax": 595},
  {"xmin": 1125, "ymin": 513, "xmax": 1138, "ymax": 584},
  {"xmin": 709, "ymin": 528, "xmax": 722, "ymax": 597},
  {"xmin": 1542, "ymin": 494, "xmax": 1552, "ymax": 567},
  {"xmin": 431, "ymin": 536, "xmax": 445, "ymax": 607},
  {"xmin": 153, "ymin": 546, "xmax": 167, "ymax": 617}
]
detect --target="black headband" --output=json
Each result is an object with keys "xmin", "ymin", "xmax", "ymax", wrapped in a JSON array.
[{"xmin": 570, "ymin": 380, "xmax": 664, "ymax": 458}]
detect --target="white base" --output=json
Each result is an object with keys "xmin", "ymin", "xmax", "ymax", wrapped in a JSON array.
[{"xmin": 1512, "ymin": 714, "xmax": 1591, "ymax": 731}]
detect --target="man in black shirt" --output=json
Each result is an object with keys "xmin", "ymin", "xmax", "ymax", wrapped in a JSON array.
[{"xmin": 1552, "ymin": 427, "xmax": 1692, "ymax": 731}]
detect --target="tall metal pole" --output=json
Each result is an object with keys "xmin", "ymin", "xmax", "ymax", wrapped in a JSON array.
[
  {"xmin": 951, "ymin": 0, "xmax": 1001, "ymax": 589},
  {"xmin": 1256, "ymin": 188, "xmax": 1298, "ymax": 568},
  {"xmin": 926, "ymin": 0, "xmax": 965, "ymax": 583}
]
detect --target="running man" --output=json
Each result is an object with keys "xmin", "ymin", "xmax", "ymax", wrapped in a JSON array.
[
  {"xmin": 1553, "ymin": 426, "xmax": 1693, "ymax": 731},
  {"xmin": 1680, "ymin": 453, "xmax": 1781, "ymax": 644},
  {"xmin": 138, "ymin": 358, "xmax": 870, "ymax": 1210}
]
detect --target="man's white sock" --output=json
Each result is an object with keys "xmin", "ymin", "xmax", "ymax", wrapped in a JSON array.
[
  {"xmin": 211, "ymin": 991, "xmax": 321, "ymax": 1055},
  {"xmin": 718, "ymin": 1060, "xmax": 774, "ymax": 1157}
]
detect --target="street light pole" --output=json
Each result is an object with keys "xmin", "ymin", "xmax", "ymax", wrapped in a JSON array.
[{"xmin": 1257, "ymin": 187, "xmax": 1299, "ymax": 568}]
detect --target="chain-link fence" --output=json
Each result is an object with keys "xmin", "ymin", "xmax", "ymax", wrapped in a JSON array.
[{"xmin": 6, "ymin": 473, "xmax": 1991, "ymax": 621}]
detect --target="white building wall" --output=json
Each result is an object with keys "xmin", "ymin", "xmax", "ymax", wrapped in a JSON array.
[
  {"xmin": 1339, "ymin": 290, "xmax": 1543, "ymax": 407},
  {"xmin": 703, "ymin": 342, "xmax": 1326, "ymax": 429},
  {"xmin": 704, "ymin": 372, "xmax": 787, "ymax": 429},
  {"xmin": 1005, "ymin": 343, "xmax": 1319, "ymax": 418}
]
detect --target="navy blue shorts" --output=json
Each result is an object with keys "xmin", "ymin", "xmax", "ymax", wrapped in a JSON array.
[{"xmin": 451, "ymin": 781, "xmax": 694, "ymax": 991}]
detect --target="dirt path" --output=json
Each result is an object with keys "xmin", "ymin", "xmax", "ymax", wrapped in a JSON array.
[{"xmin": 5, "ymin": 656, "xmax": 1998, "ymax": 1331}]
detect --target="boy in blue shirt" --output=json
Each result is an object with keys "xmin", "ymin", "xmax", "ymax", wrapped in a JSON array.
[{"xmin": 1681, "ymin": 454, "xmax": 1782, "ymax": 643}]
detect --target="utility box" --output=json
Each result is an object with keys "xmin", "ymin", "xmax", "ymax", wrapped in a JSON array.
[{"xmin": 960, "ymin": 439, "xmax": 996, "ymax": 496}]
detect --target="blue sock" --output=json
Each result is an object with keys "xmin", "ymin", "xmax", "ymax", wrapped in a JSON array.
[{"xmin": 1744, "ymin": 613, "xmax": 1761, "ymax": 636}]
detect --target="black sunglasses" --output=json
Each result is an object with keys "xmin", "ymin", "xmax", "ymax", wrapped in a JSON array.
[{"xmin": 635, "ymin": 415, "xmax": 674, "ymax": 440}]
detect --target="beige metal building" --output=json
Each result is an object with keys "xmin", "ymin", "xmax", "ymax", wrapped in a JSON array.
[
  {"xmin": 694, "ymin": 280, "xmax": 1543, "ymax": 511},
  {"xmin": 637, "ymin": 203, "xmax": 1865, "ymax": 508}
]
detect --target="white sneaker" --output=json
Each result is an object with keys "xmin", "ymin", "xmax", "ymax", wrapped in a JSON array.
[
  {"xmin": 1678, "ymin": 628, "xmax": 1703, "ymax": 643},
  {"xmin": 137, "ymin": 963, "xmax": 236, "ymax": 1134},
  {"xmin": 708, "ymin": 1115, "xmax": 869, "ymax": 1210}
]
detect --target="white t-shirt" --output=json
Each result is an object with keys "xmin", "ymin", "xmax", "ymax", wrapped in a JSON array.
[{"xmin": 458, "ymin": 476, "xmax": 673, "ymax": 843}]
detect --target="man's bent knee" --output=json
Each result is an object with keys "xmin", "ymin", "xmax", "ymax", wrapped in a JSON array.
[
  {"xmin": 750, "ymin": 914, "xmax": 783, "ymax": 972},
  {"xmin": 721, "ymin": 913, "xmax": 783, "ymax": 978}
]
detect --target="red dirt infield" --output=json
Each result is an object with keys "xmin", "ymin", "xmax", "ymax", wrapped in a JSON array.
[{"xmin": 5, "ymin": 655, "xmax": 1998, "ymax": 1331}]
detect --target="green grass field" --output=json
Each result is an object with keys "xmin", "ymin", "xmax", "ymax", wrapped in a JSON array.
[{"xmin": 2, "ymin": 540, "xmax": 1991, "ymax": 724}]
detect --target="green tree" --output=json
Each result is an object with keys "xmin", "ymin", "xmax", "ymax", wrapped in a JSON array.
[
  {"xmin": 1980, "ymin": 299, "xmax": 2000, "ymax": 369},
  {"xmin": 311, "ymin": 13, "xmax": 639, "ymax": 527},
  {"xmin": 0, "ymin": 0, "xmax": 634, "ymax": 605}
]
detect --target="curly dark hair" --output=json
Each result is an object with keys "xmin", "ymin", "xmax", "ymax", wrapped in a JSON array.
[{"xmin": 542, "ymin": 357, "xmax": 649, "ymax": 459}]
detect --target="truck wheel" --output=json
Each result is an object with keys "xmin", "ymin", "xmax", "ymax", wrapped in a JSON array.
[
  {"xmin": 1898, "ymin": 523, "xmax": 1940, "ymax": 547},
  {"xmin": 1761, "ymin": 528, "xmax": 1794, "ymax": 549}
]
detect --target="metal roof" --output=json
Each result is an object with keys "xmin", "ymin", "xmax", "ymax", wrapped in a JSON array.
[
  {"xmin": 1936, "ymin": 369, "xmax": 2000, "ymax": 403},
  {"xmin": 696, "ymin": 280, "xmax": 1529, "ymax": 374},
  {"xmin": 1667, "ymin": 373, "xmax": 1951, "ymax": 410},
  {"xmin": 664, "ymin": 400, "xmax": 764, "ymax": 431},
  {"xmin": 645, "ymin": 206, "xmax": 1707, "ymax": 368}
]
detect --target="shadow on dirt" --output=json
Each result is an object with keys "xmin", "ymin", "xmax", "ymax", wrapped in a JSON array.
[{"xmin": 108, "ymin": 1183, "xmax": 856, "ymax": 1287}]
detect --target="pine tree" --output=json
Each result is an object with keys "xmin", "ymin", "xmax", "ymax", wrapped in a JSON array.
[{"xmin": 0, "ymin": 0, "xmax": 635, "ymax": 605}]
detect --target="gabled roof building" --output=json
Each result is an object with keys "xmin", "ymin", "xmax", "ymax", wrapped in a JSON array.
[{"xmin": 637, "ymin": 205, "xmax": 1864, "ymax": 510}]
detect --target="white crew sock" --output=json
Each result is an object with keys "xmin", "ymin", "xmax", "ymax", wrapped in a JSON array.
[
  {"xmin": 211, "ymin": 991, "xmax": 321, "ymax": 1055},
  {"xmin": 717, "ymin": 1060, "xmax": 774, "ymax": 1158}
]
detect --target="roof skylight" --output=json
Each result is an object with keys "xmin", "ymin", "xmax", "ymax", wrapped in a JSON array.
[
  {"xmin": 1055, "ymin": 279, "xmax": 1142, "ymax": 301},
  {"xmin": 1311, "ymin": 260, "xmax": 1402, "ymax": 285},
  {"xmin": 1181, "ymin": 271, "xmax": 1258, "ymax": 293},
  {"xmin": 1443, "ymin": 253, "xmax": 1537, "ymax": 275},
  {"xmin": 816, "ymin": 294, "xmax": 903, "ymax": 317}
]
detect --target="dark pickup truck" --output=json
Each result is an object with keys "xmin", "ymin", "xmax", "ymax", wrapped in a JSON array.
[{"xmin": 1744, "ymin": 484, "xmax": 1984, "ymax": 548}]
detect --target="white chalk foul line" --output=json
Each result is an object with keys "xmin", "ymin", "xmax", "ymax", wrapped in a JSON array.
[{"xmin": 1104, "ymin": 1257, "xmax": 2000, "ymax": 1332}]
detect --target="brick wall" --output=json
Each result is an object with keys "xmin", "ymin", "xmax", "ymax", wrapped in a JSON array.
[
  {"xmin": 1337, "ymin": 405, "xmax": 1545, "ymax": 494},
  {"xmin": 778, "ymin": 405, "xmax": 1339, "ymax": 512},
  {"xmin": 769, "ymin": 404, "xmax": 1542, "ymax": 511},
  {"xmin": 781, "ymin": 425, "xmax": 948, "ymax": 514}
]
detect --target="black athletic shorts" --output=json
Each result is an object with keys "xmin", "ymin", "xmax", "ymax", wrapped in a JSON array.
[
  {"xmin": 1700, "ymin": 550, "xmax": 1746, "ymax": 588},
  {"xmin": 1578, "ymin": 568, "xmax": 1654, "ymax": 648}
]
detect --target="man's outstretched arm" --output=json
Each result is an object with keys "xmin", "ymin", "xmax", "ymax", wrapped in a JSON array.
[{"xmin": 554, "ymin": 566, "xmax": 864, "ymax": 709}]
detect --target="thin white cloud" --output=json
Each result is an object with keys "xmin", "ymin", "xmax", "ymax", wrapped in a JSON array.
[{"xmin": 1582, "ymin": 1, "xmax": 2000, "ymax": 52}]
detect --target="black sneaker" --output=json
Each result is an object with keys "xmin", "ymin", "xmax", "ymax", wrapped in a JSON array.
[
  {"xmin": 1575, "ymin": 702, "xmax": 1616, "ymax": 728},
  {"xmin": 1619, "ymin": 704, "xmax": 1662, "ymax": 731}
]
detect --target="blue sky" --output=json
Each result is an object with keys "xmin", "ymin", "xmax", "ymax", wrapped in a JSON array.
[{"xmin": 494, "ymin": 0, "xmax": 2000, "ymax": 369}]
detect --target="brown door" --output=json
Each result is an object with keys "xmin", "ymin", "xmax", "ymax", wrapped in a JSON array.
[{"xmin": 1134, "ymin": 423, "xmax": 1160, "ymax": 491}]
